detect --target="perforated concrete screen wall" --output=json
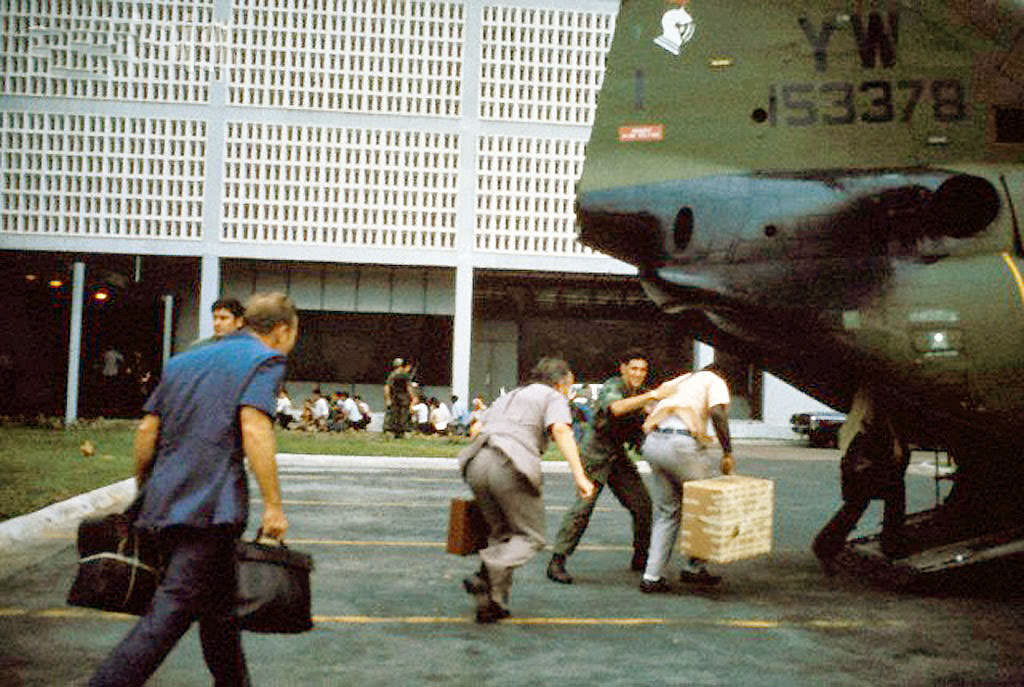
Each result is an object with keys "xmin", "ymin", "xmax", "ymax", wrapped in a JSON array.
[
  {"xmin": 475, "ymin": 134, "xmax": 593, "ymax": 255},
  {"xmin": 228, "ymin": 0, "xmax": 465, "ymax": 116},
  {"xmin": 0, "ymin": 1, "xmax": 218, "ymax": 102},
  {"xmin": 1, "ymin": 112, "xmax": 207, "ymax": 238},
  {"xmin": 222, "ymin": 123, "xmax": 460, "ymax": 248},
  {"xmin": 479, "ymin": 6, "xmax": 614, "ymax": 125},
  {"xmin": 0, "ymin": 0, "xmax": 618, "ymax": 257}
]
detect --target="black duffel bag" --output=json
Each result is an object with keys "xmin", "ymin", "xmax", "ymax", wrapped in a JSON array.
[
  {"xmin": 235, "ymin": 536, "xmax": 314, "ymax": 633},
  {"xmin": 67, "ymin": 513, "xmax": 161, "ymax": 616}
]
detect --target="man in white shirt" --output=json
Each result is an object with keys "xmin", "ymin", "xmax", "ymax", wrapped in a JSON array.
[
  {"xmin": 353, "ymin": 396, "xmax": 372, "ymax": 430},
  {"xmin": 638, "ymin": 364, "xmax": 733, "ymax": 592},
  {"xmin": 430, "ymin": 397, "xmax": 453, "ymax": 435},
  {"xmin": 411, "ymin": 397, "xmax": 431, "ymax": 434},
  {"xmin": 338, "ymin": 392, "xmax": 363, "ymax": 430},
  {"xmin": 311, "ymin": 388, "xmax": 330, "ymax": 431}
]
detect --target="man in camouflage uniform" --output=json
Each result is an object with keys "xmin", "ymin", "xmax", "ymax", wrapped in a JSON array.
[
  {"xmin": 383, "ymin": 358, "xmax": 412, "ymax": 438},
  {"xmin": 547, "ymin": 349, "xmax": 681, "ymax": 584}
]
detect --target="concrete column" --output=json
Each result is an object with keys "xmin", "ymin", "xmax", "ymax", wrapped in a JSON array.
[
  {"xmin": 451, "ymin": 262, "xmax": 473, "ymax": 401},
  {"xmin": 161, "ymin": 294, "xmax": 174, "ymax": 368},
  {"xmin": 449, "ymin": 2, "xmax": 483, "ymax": 403},
  {"xmin": 198, "ymin": 254, "xmax": 220, "ymax": 339},
  {"xmin": 64, "ymin": 262, "xmax": 85, "ymax": 425},
  {"xmin": 198, "ymin": 73, "xmax": 227, "ymax": 341},
  {"xmin": 694, "ymin": 340, "xmax": 715, "ymax": 370}
]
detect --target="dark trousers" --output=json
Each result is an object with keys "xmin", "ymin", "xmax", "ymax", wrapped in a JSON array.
[
  {"xmin": 813, "ymin": 486, "xmax": 906, "ymax": 559},
  {"xmin": 552, "ymin": 454, "xmax": 652, "ymax": 557},
  {"xmin": 89, "ymin": 527, "xmax": 249, "ymax": 687}
]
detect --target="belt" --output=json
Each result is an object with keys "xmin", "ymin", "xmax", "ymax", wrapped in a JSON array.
[{"xmin": 653, "ymin": 427, "xmax": 691, "ymax": 436}]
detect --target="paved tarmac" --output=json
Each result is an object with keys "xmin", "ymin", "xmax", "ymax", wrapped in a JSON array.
[{"xmin": 1, "ymin": 443, "xmax": 1023, "ymax": 686}]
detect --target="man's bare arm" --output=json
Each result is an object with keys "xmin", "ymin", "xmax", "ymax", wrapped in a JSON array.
[
  {"xmin": 550, "ymin": 422, "xmax": 596, "ymax": 500},
  {"xmin": 609, "ymin": 378, "xmax": 682, "ymax": 417},
  {"xmin": 240, "ymin": 406, "xmax": 288, "ymax": 539},
  {"xmin": 709, "ymin": 404, "xmax": 734, "ymax": 474},
  {"xmin": 134, "ymin": 414, "xmax": 160, "ymax": 487}
]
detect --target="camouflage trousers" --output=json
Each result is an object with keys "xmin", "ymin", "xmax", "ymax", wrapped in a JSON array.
[
  {"xmin": 551, "ymin": 451, "xmax": 652, "ymax": 557},
  {"xmin": 383, "ymin": 402, "xmax": 410, "ymax": 436}
]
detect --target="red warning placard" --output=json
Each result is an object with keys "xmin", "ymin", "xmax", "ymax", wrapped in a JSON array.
[{"xmin": 618, "ymin": 124, "xmax": 664, "ymax": 142}]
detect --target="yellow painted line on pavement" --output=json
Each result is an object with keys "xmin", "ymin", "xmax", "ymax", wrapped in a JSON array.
[
  {"xmin": 313, "ymin": 616, "xmax": 669, "ymax": 626},
  {"xmin": 15, "ymin": 535, "xmax": 623, "ymax": 548},
  {"xmin": 314, "ymin": 615, "xmax": 466, "ymax": 624},
  {"xmin": 286, "ymin": 538, "xmax": 631, "ymax": 552},
  {"xmin": 720, "ymin": 619, "xmax": 780, "ymax": 629},
  {"xmin": 263, "ymin": 499, "xmax": 616, "ymax": 513},
  {"xmin": 0, "ymin": 607, "xmax": 898, "ymax": 630},
  {"xmin": 288, "ymin": 539, "xmax": 445, "ymax": 548},
  {"xmin": 502, "ymin": 617, "xmax": 668, "ymax": 626},
  {"xmin": 274, "ymin": 475, "xmax": 464, "ymax": 484}
]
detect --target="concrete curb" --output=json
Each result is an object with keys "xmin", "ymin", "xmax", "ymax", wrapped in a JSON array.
[
  {"xmin": 0, "ymin": 478, "xmax": 137, "ymax": 552},
  {"xmin": 0, "ymin": 454, "xmax": 597, "ymax": 556},
  {"xmin": 0, "ymin": 442, "xmax": 810, "ymax": 557}
]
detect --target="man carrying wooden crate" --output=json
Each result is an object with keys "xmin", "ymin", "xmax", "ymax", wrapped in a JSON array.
[{"xmin": 637, "ymin": 364, "xmax": 734, "ymax": 593}]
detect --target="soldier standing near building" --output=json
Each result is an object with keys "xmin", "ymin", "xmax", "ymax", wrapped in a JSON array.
[
  {"xmin": 383, "ymin": 358, "xmax": 413, "ymax": 438},
  {"xmin": 546, "ymin": 349, "xmax": 680, "ymax": 584}
]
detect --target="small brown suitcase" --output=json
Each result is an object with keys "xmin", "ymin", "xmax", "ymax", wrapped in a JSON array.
[{"xmin": 446, "ymin": 498, "xmax": 489, "ymax": 555}]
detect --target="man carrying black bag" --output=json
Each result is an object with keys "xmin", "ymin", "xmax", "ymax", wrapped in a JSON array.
[{"xmin": 89, "ymin": 292, "xmax": 298, "ymax": 687}]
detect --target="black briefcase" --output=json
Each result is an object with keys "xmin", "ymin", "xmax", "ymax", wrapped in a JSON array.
[
  {"xmin": 67, "ymin": 518, "xmax": 160, "ymax": 616},
  {"xmin": 235, "ymin": 538, "xmax": 314, "ymax": 633}
]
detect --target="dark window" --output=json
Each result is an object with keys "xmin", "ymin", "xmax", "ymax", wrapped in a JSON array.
[
  {"xmin": 288, "ymin": 312, "xmax": 452, "ymax": 385},
  {"xmin": 673, "ymin": 207, "xmax": 694, "ymax": 252}
]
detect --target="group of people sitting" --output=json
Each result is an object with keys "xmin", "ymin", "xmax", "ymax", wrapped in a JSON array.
[
  {"xmin": 275, "ymin": 387, "xmax": 371, "ymax": 432},
  {"xmin": 408, "ymin": 394, "xmax": 487, "ymax": 436}
]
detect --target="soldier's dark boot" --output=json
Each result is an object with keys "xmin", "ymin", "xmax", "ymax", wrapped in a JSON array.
[{"xmin": 546, "ymin": 554, "xmax": 573, "ymax": 584}]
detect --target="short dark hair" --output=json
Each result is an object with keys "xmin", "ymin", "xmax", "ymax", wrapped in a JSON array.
[
  {"xmin": 244, "ymin": 292, "xmax": 297, "ymax": 335},
  {"xmin": 616, "ymin": 348, "xmax": 648, "ymax": 366},
  {"xmin": 701, "ymin": 362, "xmax": 726, "ymax": 377},
  {"xmin": 212, "ymin": 297, "xmax": 245, "ymax": 318},
  {"xmin": 526, "ymin": 357, "xmax": 572, "ymax": 387}
]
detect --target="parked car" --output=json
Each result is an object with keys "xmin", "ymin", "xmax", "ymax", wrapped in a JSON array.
[{"xmin": 790, "ymin": 410, "xmax": 846, "ymax": 447}]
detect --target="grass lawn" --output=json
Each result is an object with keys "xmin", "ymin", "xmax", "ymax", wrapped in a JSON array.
[{"xmin": 0, "ymin": 420, "xmax": 472, "ymax": 522}]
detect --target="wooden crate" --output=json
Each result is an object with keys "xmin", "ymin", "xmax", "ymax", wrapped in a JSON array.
[{"xmin": 679, "ymin": 475, "xmax": 774, "ymax": 563}]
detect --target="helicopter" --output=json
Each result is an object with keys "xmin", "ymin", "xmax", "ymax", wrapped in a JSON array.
[{"xmin": 576, "ymin": 0, "xmax": 1024, "ymax": 582}]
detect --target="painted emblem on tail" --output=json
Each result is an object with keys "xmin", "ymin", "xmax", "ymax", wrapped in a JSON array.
[{"xmin": 654, "ymin": 1, "xmax": 696, "ymax": 55}]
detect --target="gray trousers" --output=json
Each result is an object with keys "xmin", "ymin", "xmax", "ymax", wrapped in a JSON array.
[
  {"xmin": 464, "ymin": 446, "xmax": 546, "ymax": 606},
  {"xmin": 641, "ymin": 432, "xmax": 713, "ymax": 581}
]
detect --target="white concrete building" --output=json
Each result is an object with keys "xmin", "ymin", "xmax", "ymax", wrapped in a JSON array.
[{"xmin": 0, "ymin": 0, "xmax": 832, "ymax": 435}]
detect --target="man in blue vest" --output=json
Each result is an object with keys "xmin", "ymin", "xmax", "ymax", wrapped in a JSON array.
[{"xmin": 89, "ymin": 292, "xmax": 299, "ymax": 687}]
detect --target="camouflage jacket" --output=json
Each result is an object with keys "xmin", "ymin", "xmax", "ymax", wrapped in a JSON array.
[{"xmin": 581, "ymin": 375, "xmax": 647, "ymax": 463}]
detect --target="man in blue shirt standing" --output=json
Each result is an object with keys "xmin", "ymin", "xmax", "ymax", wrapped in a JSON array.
[{"xmin": 89, "ymin": 292, "xmax": 299, "ymax": 687}]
